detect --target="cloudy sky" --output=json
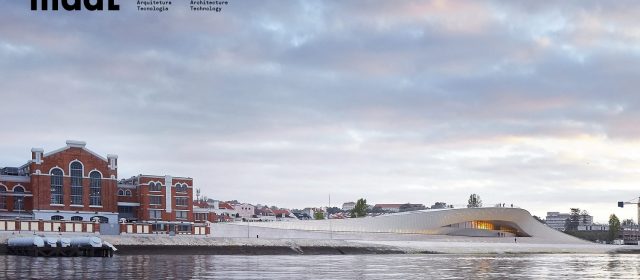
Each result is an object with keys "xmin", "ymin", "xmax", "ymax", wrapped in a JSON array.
[{"xmin": 1, "ymin": 1, "xmax": 639, "ymax": 222}]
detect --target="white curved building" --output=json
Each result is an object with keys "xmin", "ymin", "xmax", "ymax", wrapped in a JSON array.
[{"xmin": 241, "ymin": 207, "xmax": 584, "ymax": 243}]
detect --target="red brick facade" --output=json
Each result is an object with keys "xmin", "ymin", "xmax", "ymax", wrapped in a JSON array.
[
  {"xmin": 0, "ymin": 141, "xmax": 198, "ymax": 230},
  {"xmin": 128, "ymin": 175, "xmax": 194, "ymax": 222},
  {"xmin": 29, "ymin": 145, "xmax": 118, "ymax": 213}
]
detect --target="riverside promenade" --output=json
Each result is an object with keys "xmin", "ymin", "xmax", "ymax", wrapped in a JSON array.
[{"xmin": 0, "ymin": 228, "xmax": 636, "ymax": 255}]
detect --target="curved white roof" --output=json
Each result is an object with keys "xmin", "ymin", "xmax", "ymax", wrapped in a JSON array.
[{"xmin": 245, "ymin": 207, "xmax": 586, "ymax": 244}]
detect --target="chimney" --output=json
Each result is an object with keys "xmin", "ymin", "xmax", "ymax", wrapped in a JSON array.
[
  {"xmin": 31, "ymin": 148, "xmax": 44, "ymax": 164},
  {"xmin": 107, "ymin": 154, "xmax": 118, "ymax": 170}
]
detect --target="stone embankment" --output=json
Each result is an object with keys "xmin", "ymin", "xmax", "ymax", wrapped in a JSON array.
[
  {"xmin": 104, "ymin": 235, "xmax": 406, "ymax": 255},
  {"xmin": 0, "ymin": 232, "xmax": 638, "ymax": 255}
]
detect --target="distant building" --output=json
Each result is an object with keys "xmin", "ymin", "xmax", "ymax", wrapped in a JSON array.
[
  {"xmin": 578, "ymin": 224, "xmax": 609, "ymax": 231},
  {"xmin": 546, "ymin": 211, "xmax": 593, "ymax": 231},
  {"xmin": 342, "ymin": 202, "xmax": 356, "ymax": 211},
  {"xmin": 272, "ymin": 209, "xmax": 296, "ymax": 221},
  {"xmin": 300, "ymin": 207, "xmax": 325, "ymax": 219},
  {"xmin": 233, "ymin": 203, "xmax": 255, "ymax": 219},
  {"xmin": 292, "ymin": 212, "xmax": 311, "ymax": 220},
  {"xmin": 373, "ymin": 204, "xmax": 405, "ymax": 213},
  {"xmin": 399, "ymin": 203, "xmax": 426, "ymax": 212},
  {"xmin": 255, "ymin": 206, "xmax": 276, "ymax": 221},
  {"xmin": 374, "ymin": 203, "xmax": 425, "ymax": 213}
]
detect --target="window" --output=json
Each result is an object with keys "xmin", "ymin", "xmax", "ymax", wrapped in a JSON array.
[
  {"xmin": 13, "ymin": 197, "xmax": 24, "ymax": 211},
  {"xmin": 71, "ymin": 216, "xmax": 83, "ymax": 221},
  {"xmin": 118, "ymin": 206, "xmax": 133, "ymax": 213},
  {"xmin": 176, "ymin": 197, "xmax": 188, "ymax": 206},
  {"xmin": 70, "ymin": 162, "xmax": 83, "ymax": 205},
  {"xmin": 149, "ymin": 196, "xmax": 162, "ymax": 205},
  {"xmin": 118, "ymin": 189, "xmax": 125, "ymax": 196},
  {"xmin": 149, "ymin": 210, "xmax": 162, "ymax": 219},
  {"xmin": 152, "ymin": 223, "xmax": 165, "ymax": 231},
  {"xmin": 178, "ymin": 224, "xmax": 190, "ymax": 232},
  {"xmin": 176, "ymin": 211, "xmax": 188, "ymax": 219},
  {"xmin": 0, "ymin": 186, "xmax": 6, "ymax": 209},
  {"xmin": 176, "ymin": 183, "xmax": 187, "ymax": 192},
  {"xmin": 50, "ymin": 169, "xmax": 64, "ymax": 204},
  {"xmin": 89, "ymin": 171, "xmax": 101, "ymax": 206},
  {"xmin": 125, "ymin": 189, "xmax": 132, "ymax": 196},
  {"xmin": 13, "ymin": 186, "xmax": 24, "ymax": 211},
  {"xmin": 149, "ymin": 182, "xmax": 162, "ymax": 192},
  {"xmin": 51, "ymin": 215, "xmax": 64, "ymax": 221},
  {"xmin": 91, "ymin": 216, "xmax": 109, "ymax": 223}
]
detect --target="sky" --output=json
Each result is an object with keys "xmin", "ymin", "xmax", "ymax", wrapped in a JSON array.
[{"xmin": 1, "ymin": 0, "xmax": 639, "ymax": 223}]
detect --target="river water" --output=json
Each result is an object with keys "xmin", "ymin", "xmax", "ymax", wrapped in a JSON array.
[{"xmin": 0, "ymin": 254, "xmax": 638, "ymax": 279}]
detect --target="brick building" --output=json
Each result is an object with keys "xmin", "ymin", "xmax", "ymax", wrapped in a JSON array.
[
  {"xmin": 0, "ymin": 140, "xmax": 119, "ymax": 223},
  {"xmin": 117, "ymin": 174, "xmax": 194, "ymax": 233},
  {"xmin": 0, "ymin": 140, "xmax": 198, "ymax": 233}
]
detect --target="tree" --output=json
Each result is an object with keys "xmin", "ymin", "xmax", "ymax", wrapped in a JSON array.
[
  {"xmin": 608, "ymin": 214, "xmax": 621, "ymax": 242},
  {"xmin": 313, "ymin": 212, "xmax": 325, "ymax": 220},
  {"xmin": 351, "ymin": 198, "xmax": 367, "ymax": 218},
  {"xmin": 565, "ymin": 208, "xmax": 580, "ymax": 231},
  {"xmin": 431, "ymin": 202, "xmax": 449, "ymax": 209},
  {"xmin": 326, "ymin": 207, "xmax": 341, "ymax": 214},
  {"xmin": 580, "ymin": 210, "xmax": 590, "ymax": 225},
  {"xmin": 622, "ymin": 219, "xmax": 635, "ymax": 227},
  {"xmin": 467, "ymin": 194, "xmax": 482, "ymax": 208},
  {"xmin": 533, "ymin": 215, "xmax": 545, "ymax": 224}
]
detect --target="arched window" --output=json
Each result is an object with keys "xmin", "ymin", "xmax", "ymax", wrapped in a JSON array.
[
  {"xmin": 125, "ymin": 189, "xmax": 132, "ymax": 196},
  {"xmin": 71, "ymin": 216, "xmax": 83, "ymax": 221},
  {"xmin": 50, "ymin": 169, "xmax": 64, "ymax": 204},
  {"xmin": 176, "ymin": 183, "xmax": 187, "ymax": 193},
  {"xmin": 0, "ymin": 186, "xmax": 6, "ymax": 209},
  {"xmin": 13, "ymin": 186, "xmax": 25, "ymax": 210},
  {"xmin": 149, "ymin": 182, "xmax": 162, "ymax": 192},
  {"xmin": 118, "ymin": 189, "xmax": 125, "ymax": 196},
  {"xmin": 70, "ymin": 161, "xmax": 83, "ymax": 205},
  {"xmin": 51, "ymin": 215, "xmax": 64, "ymax": 221},
  {"xmin": 89, "ymin": 171, "xmax": 101, "ymax": 206}
]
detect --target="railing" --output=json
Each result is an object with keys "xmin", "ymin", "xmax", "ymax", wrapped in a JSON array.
[
  {"xmin": 119, "ymin": 222, "xmax": 209, "ymax": 235},
  {"xmin": 0, "ymin": 219, "xmax": 99, "ymax": 233}
]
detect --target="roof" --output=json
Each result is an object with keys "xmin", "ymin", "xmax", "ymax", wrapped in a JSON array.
[
  {"xmin": 219, "ymin": 202, "xmax": 234, "ymax": 210},
  {"xmin": 43, "ymin": 140, "xmax": 110, "ymax": 162},
  {"xmin": 374, "ymin": 204, "xmax": 406, "ymax": 208},
  {"xmin": 193, "ymin": 201, "xmax": 209, "ymax": 208}
]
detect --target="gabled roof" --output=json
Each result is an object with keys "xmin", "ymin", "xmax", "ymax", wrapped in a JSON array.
[
  {"xmin": 43, "ymin": 140, "xmax": 109, "ymax": 162},
  {"xmin": 219, "ymin": 202, "xmax": 234, "ymax": 210}
]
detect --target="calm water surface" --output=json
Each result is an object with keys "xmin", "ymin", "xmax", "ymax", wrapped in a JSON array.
[{"xmin": 0, "ymin": 254, "xmax": 639, "ymax": 279}]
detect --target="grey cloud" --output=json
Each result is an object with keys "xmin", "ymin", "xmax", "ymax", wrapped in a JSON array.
[{"xmin": 1, "ymin": 0, "xmax": 639, "ymax": 222}]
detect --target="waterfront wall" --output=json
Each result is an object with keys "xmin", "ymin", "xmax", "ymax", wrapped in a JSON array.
[
  {"xmin": 0, "ymin": 219, "xmax": 98, "ymax": 233},
  {"xmin": 0, "ymin": 220, "xmax": 209, "ymax": 235}
]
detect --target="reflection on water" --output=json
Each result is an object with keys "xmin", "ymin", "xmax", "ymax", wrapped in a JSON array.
[{"xmin": 0, "ymin": 254, "xmax": 639, "ymax": 279}]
